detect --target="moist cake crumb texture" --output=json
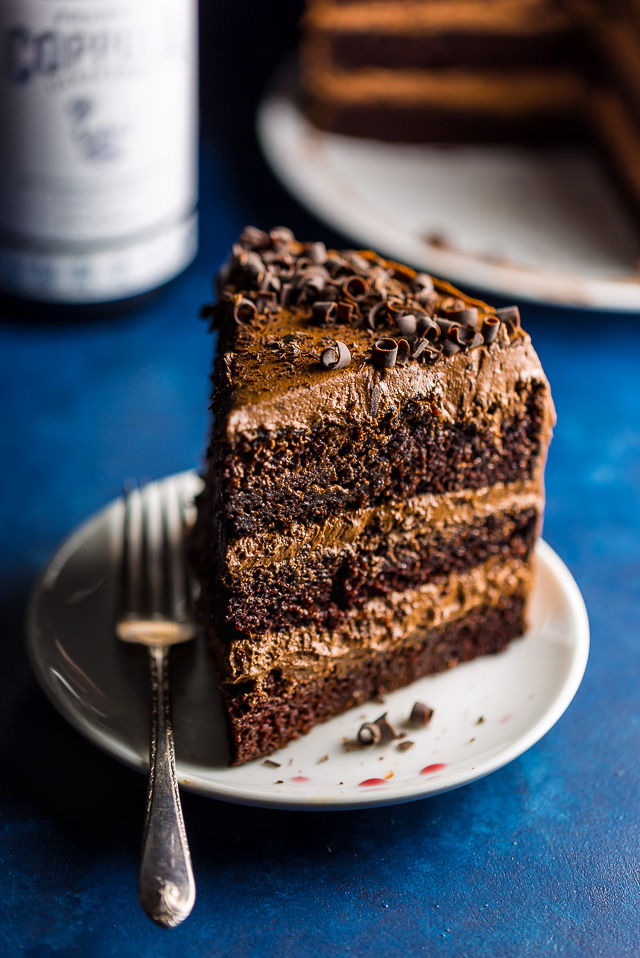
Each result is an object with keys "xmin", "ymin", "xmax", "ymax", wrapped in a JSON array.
[{"xmin": 192, "ymin": 227, "xmax": 555, "ymax": 765}]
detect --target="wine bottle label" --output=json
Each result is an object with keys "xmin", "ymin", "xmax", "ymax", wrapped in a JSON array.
[{"xmin": 0, "ymin": 0, "xmax": 198, "ymax": 302}]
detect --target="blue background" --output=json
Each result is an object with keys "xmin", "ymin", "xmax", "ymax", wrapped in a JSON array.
[{"xmin": 1, "ymin": 3, "xmax": 639, "ymax": 955}]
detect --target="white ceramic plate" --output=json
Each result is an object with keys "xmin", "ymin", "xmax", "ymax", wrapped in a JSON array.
[
  {"xmin": 257, "ymin": 59, "xmax": 640, "ymax": 311},
  {"xmin": 27, "ymin": 472, "xmax": 589, "ymax": 810}
]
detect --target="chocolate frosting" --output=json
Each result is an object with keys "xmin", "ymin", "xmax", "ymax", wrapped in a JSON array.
[
  {"xmin": 206, "ymin": 229, "xmax": 556, "ymax": 453},
  {"xmin": 219, "ymin": 555, "xmax": 533, "ymax": 688}
]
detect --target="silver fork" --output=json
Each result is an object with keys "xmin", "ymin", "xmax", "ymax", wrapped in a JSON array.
[{"xmin": 116, "ymin": 479, "xmax": 197, "ymax": 928}]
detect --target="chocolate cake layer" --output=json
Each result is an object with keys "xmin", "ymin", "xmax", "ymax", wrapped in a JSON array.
[
  {"xmin": 217, "ymin": 506, "xmax": 538, "ymax": 635},
  {"xmin": 322, "ymin": 31, "xmax": 577, "ymax": 71},
  {"xmin": 220, "ymin": 593, "xmax": 527, "ymax": 764},
  {"xmin": 210, "ymin": 382, "xmax": 547, "ymax": 535},
  {"xmin": 204, "ymin": 554, "xmax": 533, "ymax": 685},
  {"xmin": 306, "ymin": 101, "xmax": 583, "ymax": 143}
]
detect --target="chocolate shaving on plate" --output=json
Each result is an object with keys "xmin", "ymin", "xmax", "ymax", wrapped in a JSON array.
[
  {"xmin": 321, "ymin": 341, "xmax": 351, "ymax": 370},
  {"xmin": 371, "ymin": 338, "xmax": 398, "ymax": 368},
  {"xmin": 262, "ymin": 759, "xmax": 281, "ymax": 768},
  {"xmin": 374, "ymin": 713, "xmax": 400, "ymax": 743},
  {"xmin": 410, "ymin": 702, "xmax": 434, "ymax": 726},
  {"xmin": 357, "ymin": 722, "xmax": 382, "ymax": 746},
  {"xmin": 396, "ymin": 740, "xmax": 415, "ymax": 752}
]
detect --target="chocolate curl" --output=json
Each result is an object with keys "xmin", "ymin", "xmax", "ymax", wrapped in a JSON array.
[
  {"xmin": 371, "ymin": 338, "xmax": 398, "ymax": 369},
  {"xmin": 357, "ymin": 722, "xmax": 382, "ymax": 746},
  {"xmin": 239, "ymin": 225, "xmax": 270, "ymax": 250},
  {"xmin": 294, "ymin": 256, "xmax": 312, "ymax": 272},
  {"xmin": 494, "ymin": 305, "xmax": 520, "ymax": 328},
  {"xmin": 436, "ymin": 318, "xmax": 459, "ymax": 336},
  {"xmin": 308, "ymin": 241, "xmax": 327, "ymax": 264},
  {"xmin": 444, "ymin": 306, "xmax": 479, "ymax": 328},
  {"xmin": 416, "ymin": 289, "xmax": 438, "ymax": 312},
  {"xmin": 416, "ymin": 315, "xmax": 440, "ymax": 340},
  {"xmin": 374, "ymin": 713, "xmax": 400, "ymax": 743},
  {"xmin": 369, "ymin": 266, "xmax": 392, "ymax": 298},
  {"xmin": 367, "ymin": 300, "xmax": 387, "ymax": 330},
  {"xmin": 343, "ymin": 250, "xmax": 371, "ymax": 274},
  {"xmin": 386, "ymin": 299, "xmax": 405, "ymax": 323},
  {"xmin": 325, "ymin": 254, "xmax": 350, "ymax": 277},
  {"xmin": 270, "ymin": 226, "xmax": 295, "ymax": 248},
  {"xmin": 469, "ymin": 332, "xmax": 485, "ymax": 350},
  {"xmin": 411, "ymin": 337, "xmax": 430, "ymax": 361},
  {"xmin": 442, "ymin": 339, "xmax": 461, "ymax": 357},
  {"xmin": 397, "ymin": 313, "xmax": 417, "ymax": 337},
  {"xmin": 232, "ymin": 296, "xmax": 258, "ymax": 325},
  {"xmin": 256, "ymin": 290, "xmax": 277, "ymax": 314},
  {"xmin": 312, "ymin": 301, "xmax": 337, "ymax": 325},
  {"xmin": 337, "ymin": 300, "xmax": 356, "ymax": 324},
  {"xmin": 482, "ymin": 316, "xmax": 500, "ymax": 344},
  {"xmin": 409, "ymin": 702, "xmax": 434, "ymax": 727},
  {"xmin": 341, "ymin": 275, "xmax": 369, "ymax": 302},
  {"xmin": 279, "ymin": 283, "xmax": 297, "ymax": 308},
  {"xmin": 495, "ymin": 305, "xmax": 522, "ymax": 339},
  {"xmin": 396, "ymin": 339, "xmax": 411, "ymax": 364},
  {"xmin": 411, "ymin": 272, "xmax": 434, "ymax": 292},
  {"xmin": 320, "ymin": 341, "xmax": 351, "ymax": 370},
  {"xmin": 260, "ymin": 270, "xmax": 281, "ymax": 295}
]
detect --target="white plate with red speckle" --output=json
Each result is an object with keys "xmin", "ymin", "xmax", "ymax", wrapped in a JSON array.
[
  {"xmin": 257, "ymin": 58, "xmax": 640, "ymax": 311},
  {"xmin": 27, "ymin": 472, "xmax": 589, "ymax": 810}
]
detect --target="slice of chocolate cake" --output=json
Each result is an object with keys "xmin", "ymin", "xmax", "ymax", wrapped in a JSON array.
[{"xmin": 194, "ymin": 227, "xmax": 555, "ymax": 765}]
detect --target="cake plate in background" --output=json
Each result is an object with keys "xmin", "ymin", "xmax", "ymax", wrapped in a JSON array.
[
  {"xmin": 257, "ymin": 59, "xmax": 640, "ymax": 311},
  {"xmin": 27, "ymin": 472, "xmax": 589, "ymax": 812}
]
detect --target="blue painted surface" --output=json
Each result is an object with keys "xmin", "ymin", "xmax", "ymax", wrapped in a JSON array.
[{"xmin": 1, "ymin": 3, "xmax": 639, "ymax": 955}]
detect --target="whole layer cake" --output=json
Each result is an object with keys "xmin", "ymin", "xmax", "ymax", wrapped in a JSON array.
[
  {"xmin": 194, "ymin": 227, "xmax": 555, "ymax": 765},
  {"xmin": 301, "ymin": 0, "xmax": 640, "ymax": 219}
]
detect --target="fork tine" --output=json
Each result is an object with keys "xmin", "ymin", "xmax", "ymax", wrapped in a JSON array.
[
  {"xmin": 163, "ymin": 479, "xmax": 189, "ymax": 624},
  {"xmin": 122, "ymin": 482, "xmax": 144, "ymax": 619}
]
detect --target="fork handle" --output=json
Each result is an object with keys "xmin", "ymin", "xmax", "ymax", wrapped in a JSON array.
[{"xmin": 138, "ymin": 644, "xmax": 196, "ymax": 928}]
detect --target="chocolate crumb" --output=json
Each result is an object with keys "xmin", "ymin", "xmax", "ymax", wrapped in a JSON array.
[
  {"xmin": 263, "ymin": 759, "xmax": 281, "ymax": 768},
  {"xmin": 396, "ymin": 741, "xmax": 415, "ymax": 752},
  {"xmin": 410, "ymin": 702, "xmax": 434, "ymax": 726},
  {"xmin": 476, "ymin": 716, "xmax": 485, "ymax": 725},
  {"xmin": 318, "ymin": 754, "xmax": 329, "ymax": 764},
  {"xmin": 275, "ymin": 780, "xmax": 284, "ymax": 784}
]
